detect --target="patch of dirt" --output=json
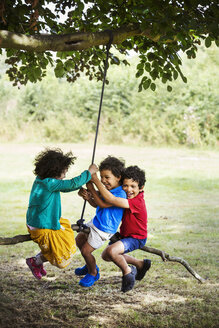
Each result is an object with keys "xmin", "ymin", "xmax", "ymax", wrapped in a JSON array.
[{"xmin": 0, "ymin": 260, "xmax": 218, "ymax": 328}]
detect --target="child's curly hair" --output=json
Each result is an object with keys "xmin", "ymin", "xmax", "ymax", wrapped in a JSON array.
[
  {"xmin": 99, "ymin": 156, "xmax": 125, "ymax": 180},
  {"xmin": 33, "ymin": 148, "xmax": 77, "ymax": 179},
  {"xmin": 122, "ymin": 165, "xmax": 146, "ymax": 188}
]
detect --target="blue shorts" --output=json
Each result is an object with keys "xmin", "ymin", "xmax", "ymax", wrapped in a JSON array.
[{"xmin": 120, "ymin": 237, "xmax": 147, "ymax": 254}]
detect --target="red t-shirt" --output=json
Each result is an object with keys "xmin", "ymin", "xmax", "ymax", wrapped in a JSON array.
[{"xmin": 119, "ymin": 191, "xmax": 147, "ymax": 239}]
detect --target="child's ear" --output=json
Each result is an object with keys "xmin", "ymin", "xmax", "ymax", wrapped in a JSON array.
[{"xmin": 139, "ymin": 186, "xmax": 144, "ymax": 191}]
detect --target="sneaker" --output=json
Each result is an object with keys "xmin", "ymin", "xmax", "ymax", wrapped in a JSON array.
[
  {"xmin": 121, "ymin": 266, "xmax": 137, "ymax": 293},
  {"xmin": 39, "ymin": 264, "xmax": 47, "ymax": 276},
  {"xmin": 79, "ymin": 267, "xmax": 100, "ymax": 287},
  {"xmin": 26, "ymin": 257, "xmax": 42, "ymax": 280},
  {"xmin": 135, "ymin": 259, "xmax": 151, "ymax": 281}
]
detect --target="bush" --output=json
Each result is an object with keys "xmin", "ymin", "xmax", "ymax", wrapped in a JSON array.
[{"xmin": 0, "ymin": 45, "xmax": 218, "ymax": 147}]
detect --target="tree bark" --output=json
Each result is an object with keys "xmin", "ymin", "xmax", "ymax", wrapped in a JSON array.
[
  {"xmin": 0, "ymin": 225, "xmax": 205, "ymax": 283},
  {"xmin": 0, "ymin": 26, "xmax": 166, "ymax": 52}
]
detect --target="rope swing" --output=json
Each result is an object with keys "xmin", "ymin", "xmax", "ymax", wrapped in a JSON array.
[{"xmin": 77, "ymin": 31, "xmax": 114, "ymax": 230}]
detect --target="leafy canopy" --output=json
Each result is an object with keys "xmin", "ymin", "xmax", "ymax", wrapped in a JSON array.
[{"xmin": 0, "ymin": 0, "xmax": 218, "ymax": 91}]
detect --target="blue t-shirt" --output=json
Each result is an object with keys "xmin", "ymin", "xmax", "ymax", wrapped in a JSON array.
[{"xmin": 93, "ymin": 185, "xmax": 126, "ymax": 234}]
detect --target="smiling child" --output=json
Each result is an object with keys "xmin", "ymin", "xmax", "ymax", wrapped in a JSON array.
[{"xmin": 91, "ymin": 165, "xmax": 151, "ymax": 292}]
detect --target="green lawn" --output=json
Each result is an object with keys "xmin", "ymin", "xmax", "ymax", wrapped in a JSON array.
[{"xmin": 0, "ymin": 143, "xmax": 218, "ymax": 328}]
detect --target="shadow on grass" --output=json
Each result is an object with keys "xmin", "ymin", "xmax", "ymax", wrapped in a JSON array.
[{"xmin": 0, "ymin": 259, "xmax": 218, "ymax": 328}]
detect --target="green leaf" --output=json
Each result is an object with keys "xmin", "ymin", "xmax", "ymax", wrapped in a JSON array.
[
  {"xmin": 167, "ymin": 85, "xmax": 172, "ymax": 92},
  {"xmin": 41, "ymin": 58, "xmax": 49, "ymax": 69},
  {"xmin": 138, "ymin": 84, "xmax": 143, "ymax": 92},
  {"xmin": 57, "ymin": 52, "xmax": 68, "ymax": 59},
  {"xmin": 150, "ymin": 69, "xmax": 159, "ymax": 80},
  {"xmin": 182, "ymin": 76, "xmax": 187, "ymax": 83},
  {"xmin": 147, "ymin": 52, "xmax": 156, "ymax": 62},
  {"xmin": 65, "ymin": 60, "xmax": 75, "ymax": 71},
  {"xmin": 54, "ymin": 62, "xmax": 65, "ymax": 78},
  {"xmin": 205, "ymin": 37, "xmax": 212, "ymax": 48},
  {"xmin": 143, "ymin": 79, "xmax": 151, "ymax": 90},
  {"xmin": 111, "ymin": 56, "xmax": 120, "ymax": 65},
  {"xmin": 173, "ymin": 70, "xmax": 178, "ymax": 80},
  {"xmin": 137, "ymin": 63, "xmax": 144, "ymax": 70},
  {"xmin": 6, "ymin": 49, "xmax": 16, "ymax": 57},
  {"xmin": 215, "ymin": 39, "xmax": 219, "ymax": 47},
  {"xmin": 150, "ymin": 83, "xmax": 156, "ymax": 91},
  {"xmin": 122, "ymin": 60, "xmax": 130, "ymax": 66},
  {"xmin": 33, "ymin": 67, "xmax": 42, "ymax": 79},
  {"xmin": 135, "ymin": 69, "xmax": 144, "ymax": 78},
  {"xmin": 145, "ymin": 62, "xmax": 151, "ymax": 72}
]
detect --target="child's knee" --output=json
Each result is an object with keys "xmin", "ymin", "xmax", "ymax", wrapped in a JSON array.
[
  {"xmin": 102, "ymin": 246, "xmax": 116, "ymax": 260},
  {"xmin": 75, "ymin": 232, "xmax": 87, "ymax": 248},
  {"xmin": 101, "ymin": 250, "xmax": 108, "ymax": 261},
  {"xmin": 107, "ymin": 247, "xmax": 116, "ymax": 258}
]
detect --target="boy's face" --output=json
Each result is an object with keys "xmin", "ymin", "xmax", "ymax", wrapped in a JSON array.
[
  {"xmin": 100, "ymin": 170, "xmax": 121, "ymax": 190},
  {"xmin": 122, "ymin": 178, "xmax": 143, "ymax": 199}
]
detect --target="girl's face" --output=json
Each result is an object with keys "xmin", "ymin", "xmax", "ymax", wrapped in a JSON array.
[
  {"xmin": 100, "ymin": 170, "xmax": 121, "ymax": 190},
  {"xmin": 122, "ymin": 178, "xmax": 143, "ymax": 199},
  {"xmin": 55, "ymin": 168, "xmax": 68, "ymax": 180}
]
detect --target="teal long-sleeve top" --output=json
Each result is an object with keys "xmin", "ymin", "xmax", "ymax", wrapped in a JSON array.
[{"xmin": 26, "ymin": 170, "xmax": 91, "ymax": 230}]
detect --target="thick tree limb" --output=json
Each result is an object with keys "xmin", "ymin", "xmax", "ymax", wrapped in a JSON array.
[
  {"xmin": 140, "ymin": 245, "xmax": 205, "ymax": 283},
  {"xmin": 0, "ymin": 224, "xmax": 89, "ymax": 245},
  {"xmin": 0, "ymin": 225, "xmax": 205, "ymax": 283},
  {"xmin": 0, "ymin": 26, "xmax": 168, "ymax": 52}
]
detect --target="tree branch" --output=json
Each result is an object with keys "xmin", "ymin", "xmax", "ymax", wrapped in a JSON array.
[
  {"xmin": 141, "ymin": 245, "xmax": 205, "ymax": 283},
  {"xmin": 0, "ymin": 225, "xmax": 205, "ymax": 283},
  {"xmin": 0, "ymin": 224, "xmax": 89, "ymax": 245},
  {"xmin": 0, "ymin": 26, "xmax": 167, "ymax": 52}
]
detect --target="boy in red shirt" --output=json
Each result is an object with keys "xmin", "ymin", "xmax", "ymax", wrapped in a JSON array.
[{"xmin": 91, "ymin": 165, "xmax": 151, "ymax": 292}]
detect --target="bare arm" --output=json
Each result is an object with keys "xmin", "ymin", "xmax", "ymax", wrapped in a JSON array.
[
  {"xmin": 78, "ymin": 188, "xmax": 97, "ymax": 208},
  {"xmin": 86, "ymin": 182, "xmax": 113, "ymax": 208},
  {"xmin": 91, "ymin": 174, "xmax": 129, "ymax": 208}
]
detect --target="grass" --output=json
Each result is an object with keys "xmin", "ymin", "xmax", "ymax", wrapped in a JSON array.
[{"xmin": 0, "ymin": 142, "xmax": 219, "ymax": 328}]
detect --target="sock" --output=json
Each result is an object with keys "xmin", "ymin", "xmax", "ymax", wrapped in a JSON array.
[{"xmin": 35, "ymin": 253, "xmax": 43, "ymax": 266}]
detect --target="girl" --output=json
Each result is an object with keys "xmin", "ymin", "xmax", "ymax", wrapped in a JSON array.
[{"xmin": 26, "ymin": 148, "xmax": 98, "ymax": 280}]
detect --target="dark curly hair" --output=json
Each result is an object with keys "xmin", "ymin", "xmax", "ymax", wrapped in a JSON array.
[
  {"xmin": 99, "ymin": 156, "xmax": 125, "ymax": 180},
  {"xmin": 33, "ymin": 148, "xmax": 77, "ymax": 179},
  {"xmin": 122, "ymin": 165, "xmax": 146, "ymax": 188}
]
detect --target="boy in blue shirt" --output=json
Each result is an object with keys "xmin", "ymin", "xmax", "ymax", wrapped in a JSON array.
[{"xmin": 75, "ymin": 156, "xmax": 126, "ymax": 287}]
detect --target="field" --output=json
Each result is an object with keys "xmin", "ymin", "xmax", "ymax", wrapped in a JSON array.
[{"xmin": 0, "ymin": 142, "xmax": 219, "ymax": 328}]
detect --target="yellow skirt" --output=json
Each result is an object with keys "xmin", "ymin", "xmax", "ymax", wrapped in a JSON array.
[{"xmin": 28, "ymin": 218, "xmax": 77, "ymax": 269}]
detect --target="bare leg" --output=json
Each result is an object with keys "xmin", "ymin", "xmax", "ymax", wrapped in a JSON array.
[
  {"xmin": 35, "ymin": 252, "xmax": 48, "ymax": 265},
  {"xmin": 102, "ymin": 241, "xmax": 131, "ymax": 276},
  {"xmin": 81, "ymin": 241, "xmax": 97, "ymax": 276},
  {"xmin": 75, "ymin": 232, "xmax": 88, "ymax": 250},
  {"xmin": 102, "ymin": 242, "xmax": 146, "ymax": 272},
  {"xmin": 123, "ymin": 254, "xmax": 145, "ymax": 270}
]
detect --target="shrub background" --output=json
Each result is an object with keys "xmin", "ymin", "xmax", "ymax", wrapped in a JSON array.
[{"xmin": 0, "ymin": 45, "xmax": 218, "ymax": 146}]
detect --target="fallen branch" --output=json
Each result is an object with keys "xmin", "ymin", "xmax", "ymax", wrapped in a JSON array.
[
  {"xmin": 0, "ymin": 225, "xmax": 205, "ymax": 283},
  {"xmin": 140, "ymin": 245, "xmax": 205, "ymax": 283}
]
